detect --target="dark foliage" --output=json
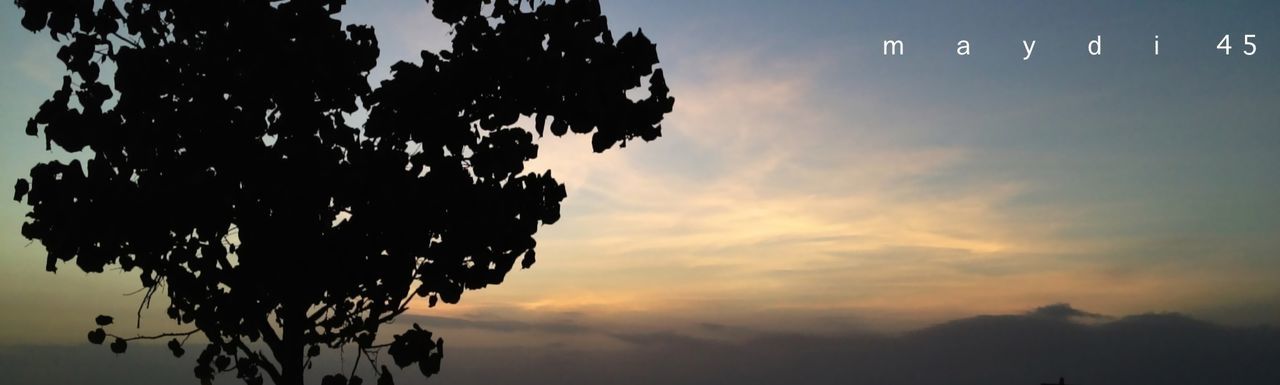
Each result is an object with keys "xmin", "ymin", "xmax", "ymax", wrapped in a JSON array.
[{"xmin": 11, "ymin": 0, "xmax": 673, "ymax": 384}]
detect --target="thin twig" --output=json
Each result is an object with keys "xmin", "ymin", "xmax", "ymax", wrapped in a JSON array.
[
  {"xmin": 107, "ymin": 329, "xmax": 198, "ymax": 342},
  {"xmin": 136, "ymin": 283, "xmax": 159, "ymax": 328},
  {"xmin": 360, "ymin": 348, "xmax": 380, "ymax": 379},
  {"xmin": 111, "ymin": 32, "xmax": 142, "ymax": 49},
  {"xmin": 348, "ymin": 345, "xmax": 361, "ymax": 379}
]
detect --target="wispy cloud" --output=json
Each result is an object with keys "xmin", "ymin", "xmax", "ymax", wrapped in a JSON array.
[
  {"xmin": 425, "ymin": 44, "xmax": 1280, "ymax": 333},
  {"xmin": 476, "ymin": 49, "xmax": 1051, "ymax": 330}
]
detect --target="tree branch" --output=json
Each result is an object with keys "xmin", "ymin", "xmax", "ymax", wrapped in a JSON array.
[
  {"xmin": 370, "ymin": 282, "xmax": 420, "ymax": 325},
  {"xmin": 135, "ymin": 284, "xmax": 159, "ymax": 328},
  {"xmin": 257, "ymin": 317, "xmax": 285, "ymax": 356},
  {"xmin": 107, "ymin": 329, "xmax": 198, "ymax": 342},
  {"xmin": 307, "ymin": 303, "xmax": 332, "ymax": 323},
  {"xmin": 348, "ymin": 345, "xmax": 361, "ymax": 379},
  {"xmin": 359, "ymin": 347, "xmax": 381, "ymax": 381},
  {"xmin": 363, "ymin": 342, "xmax": 392, "ymax": 349},
  {"xmin": 111, "ymin": 32, "xmax": 142, "ymax": 49},
  {"xmin": 375, "ymin": 296, "xmax": 416, "ymax": 324},
  {"xmin": 230, "ymin": 337, "xmax": 282, "ymax": 385}
]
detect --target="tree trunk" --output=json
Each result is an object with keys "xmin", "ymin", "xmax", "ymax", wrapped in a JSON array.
[{"xmin": 278, "ymin": 303, "xmax": 307, "ymax": 385}]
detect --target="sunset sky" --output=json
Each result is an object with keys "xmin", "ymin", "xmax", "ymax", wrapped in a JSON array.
[{"xmin": 2, "ymin": 1, "xmax": 1279, "ymax": 384}]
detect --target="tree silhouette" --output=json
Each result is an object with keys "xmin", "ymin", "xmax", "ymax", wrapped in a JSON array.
[{"xmin": 11, "ymin": 0, "xmax": 673, "ymax": 384}]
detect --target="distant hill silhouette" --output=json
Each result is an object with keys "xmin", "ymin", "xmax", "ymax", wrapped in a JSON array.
[{"xmin": 3, "ymin": 304, "xmax": 1275, "ymax": 385}]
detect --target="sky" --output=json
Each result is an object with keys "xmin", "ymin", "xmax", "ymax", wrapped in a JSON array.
[{"xmin": 2, "ymin": 0, "xmax": 1279, "ymax": 384}]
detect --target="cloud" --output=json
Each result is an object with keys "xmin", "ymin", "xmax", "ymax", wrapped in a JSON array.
[
  {"xmin": 438, "ymin": 46, "xmax": 1280, "ymax": 334},
  {"xmin": 501, "ymin": 49, "xmax": 1064, "ymax": 329},
  {"xmin": 400, "ymin": 314, "xmax": 589, "ymax": 334}
]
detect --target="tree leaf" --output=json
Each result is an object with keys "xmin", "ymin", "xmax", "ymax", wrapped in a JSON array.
[
  {"xmin": 166, "ymin": 338, "xmax": 185, "ymax": 357},
  {"xmin": 377, "ymin": 366, "xmax": 395, "ymax": 385},
  {"xmin": 87, "ymin": 328, "xmax": 106, "ymax": 345},
  {"xmin": 109, "ymin": 337, "xmax": 127, "ymax": 353},
  {"xmin": 13, "ymin": 179, "xmax": 29, "ymax": 202},
  {"xmin": 321, "ymin": 374, "xmax": 348, "ymax": 385}
]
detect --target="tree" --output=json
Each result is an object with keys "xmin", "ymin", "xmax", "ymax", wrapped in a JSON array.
[{"xmin": 10, "ymin": 0, "xmax": 673, "ymax": 384}]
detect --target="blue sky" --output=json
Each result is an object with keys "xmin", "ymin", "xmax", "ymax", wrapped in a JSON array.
[{"xmin": 2, "ymin": 1, "xmax": 1280, "ymax": 382}]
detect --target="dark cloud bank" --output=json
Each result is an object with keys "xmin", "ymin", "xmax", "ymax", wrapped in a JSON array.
[{"xmin": 3, "ymin": 304, "xmax": 1276, "ymax": 385}]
